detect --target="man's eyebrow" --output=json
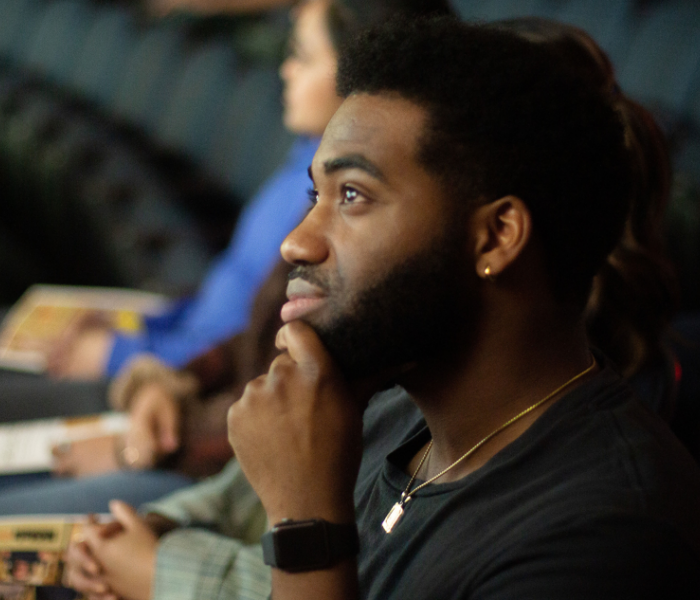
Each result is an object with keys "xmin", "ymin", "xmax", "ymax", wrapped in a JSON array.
[{"xmin": 322, "ymin": 154, "xmax": 386, "ymax": 182}]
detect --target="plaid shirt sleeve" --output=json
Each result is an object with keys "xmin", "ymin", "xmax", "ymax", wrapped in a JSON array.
[
  {"xmin": 153, "ymin": 530, "xmax": 270, "ymax": 600},
  {"xmin": 142, "ymin": 458, "xmax": 271, "ymax": 600}
]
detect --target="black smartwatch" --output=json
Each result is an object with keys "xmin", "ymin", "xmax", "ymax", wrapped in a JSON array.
[{"xmin": 261, "ymin": 518, "xmax": 360, "ymax": 572}]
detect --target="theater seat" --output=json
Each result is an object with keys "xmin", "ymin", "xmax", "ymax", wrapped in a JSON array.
[
  {"xmin": 70, "ymin": 5, "xmax": 136, "ymax": 109},
  {"xmin": 203, "ymin": 66, "xmax": 292, "ymax": 205},
  {"xmin": 109, "ymin": 18, "xmax": 187, "ymax": 134},
  {"xmin": 22, "ymin": 0, "xmax": 95, "ymax": 86},
  {"xmin": 153, "ymin": 38, "xmax": 238, "ymax": 165},
  {"xmin": 618, "ymin": 1, "xmax": 700, "ymax": 116}
]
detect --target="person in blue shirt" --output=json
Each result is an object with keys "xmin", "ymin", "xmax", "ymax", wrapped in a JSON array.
[
  {"xmin": 0, "ymin": 0, "xmax": 342, "ymax": 424},
  {"xmin": 0, "ymin": 0, "xmax": 452, "ymax": 515},
  {"xmin": 104, "ymin": 135, "xmax": 320, "ymax": 376},
  {"xmin": 0, "ymin": 0, "xmax": 343, "ymax": 497},
  {"xmin": 0, "ymin": 9, "xmax": 331, "ymax": 441},
  {"xmin": 5, "ymin": 139, "xmax": 314, "ymax": 382}
]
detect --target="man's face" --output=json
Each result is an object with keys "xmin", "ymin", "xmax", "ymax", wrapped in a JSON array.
[{"xmin": 280, "ymin": 94, "xmax": 477, "ymax": 380}]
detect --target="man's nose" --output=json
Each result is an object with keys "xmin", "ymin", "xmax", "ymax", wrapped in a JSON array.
[{"xmin": 281, "ymin": 205, "xmax": 331, "ymax": 266}]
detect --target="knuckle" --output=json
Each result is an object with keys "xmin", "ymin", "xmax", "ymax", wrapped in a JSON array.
[
  {"xmin": 227, "ymin": 399, "xmax": 243, "ymax": 427},
  {"xmin": 238, "ymin": 375, "xmax": 266, "ymax": 405},
  {"xmin": 268, "ymin": 357, "xmax": 295, "ymax": 383},
  {"xmin": 247, "ymin": 374, "xmax": 267, "ymax": 391}
]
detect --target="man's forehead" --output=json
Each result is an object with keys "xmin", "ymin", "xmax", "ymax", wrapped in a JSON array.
[{"xmin": 311, "ymin": 93, "xmax": 427, "ymax": 176}]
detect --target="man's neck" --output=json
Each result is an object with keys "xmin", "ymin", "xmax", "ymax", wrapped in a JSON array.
[{"xmin": 399, "ymin": 306, "xmax": 595, "ymax": 483}]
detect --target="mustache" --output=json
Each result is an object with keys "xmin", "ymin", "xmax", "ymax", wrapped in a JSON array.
[{"xmin": 287, "ymin": 265, "xmax": 332, "ymax": 293}]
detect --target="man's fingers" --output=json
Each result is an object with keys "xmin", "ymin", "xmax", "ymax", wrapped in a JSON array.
[
  {"xmin": 275, "ymin": 321, "xmax": 334, "ymax": 372},
  {"xmin": 63, "ymin": 541, "xmax": 110, "ymax": 596}
]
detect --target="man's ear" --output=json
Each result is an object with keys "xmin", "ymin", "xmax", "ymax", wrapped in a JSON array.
[{"xmin": 471, "ymin": 195, "xmax": 532, "ymax": 280}]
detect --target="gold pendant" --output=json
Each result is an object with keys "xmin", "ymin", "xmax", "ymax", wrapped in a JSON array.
[{"xmin": 382, "ymin": 502, "xmax": 405, "ymax": 533}]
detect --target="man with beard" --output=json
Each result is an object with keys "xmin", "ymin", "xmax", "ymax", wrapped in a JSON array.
[{"xmin": 227, "ymin": 15, "xmax": 700, "ymax": 600}]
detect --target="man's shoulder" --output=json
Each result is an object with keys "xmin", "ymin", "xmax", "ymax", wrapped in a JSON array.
[
  {"xmin": 548, "ymin": 366, "xmax": 700, "ymax": 496},
  {"xmin": 355, "ymin": 372, "xmax": 700, "ymax": 599},
  {"xmin": 506, "ymin": 366, "xmax": 700, "ymax": 556}
]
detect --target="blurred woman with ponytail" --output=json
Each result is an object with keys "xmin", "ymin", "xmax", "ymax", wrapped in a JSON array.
[{"xmin": 498, "ymin": 17, "xmax": 681, "ymax": 420}]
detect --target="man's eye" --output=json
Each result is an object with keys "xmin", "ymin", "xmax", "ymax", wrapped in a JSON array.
[
  {"xmin": 306, "ymin": 187, "xmax": 319, "ymax": 205},
  {"xmin": 342, "ymin": 186, "xmax": 359, "ymax": 203}
]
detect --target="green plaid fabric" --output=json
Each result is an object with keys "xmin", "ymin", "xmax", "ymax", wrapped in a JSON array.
[
  {"xmin": 143, "ymin": 459, "xmax": 270, "ymax": 600},
  {"xmin": 154, "ymin": 529, "xmax": 270, "ymax": 600}
]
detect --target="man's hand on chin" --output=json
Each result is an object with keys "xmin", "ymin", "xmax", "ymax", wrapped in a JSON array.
[
  {"xmin": 227, "ymin": 320, "xmax": 363, "ymax": 600},
  {"xmin": 227, "ymin": 320, "xmax": 363, "ymax": 525}
]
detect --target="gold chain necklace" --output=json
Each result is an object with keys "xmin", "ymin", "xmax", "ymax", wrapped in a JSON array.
[{"xmin": 381, "ymin": 357, "xmax": 596, "ymax": 533}]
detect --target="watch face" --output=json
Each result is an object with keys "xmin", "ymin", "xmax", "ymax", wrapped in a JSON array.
[{"xmin": 274, "ymin": 521, "xmax": 331, "ymax": 570}]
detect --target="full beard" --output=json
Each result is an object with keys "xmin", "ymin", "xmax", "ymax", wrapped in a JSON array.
[{"xmin": 290, "ymin": 224, "xmax": 478, "ymax": 382}]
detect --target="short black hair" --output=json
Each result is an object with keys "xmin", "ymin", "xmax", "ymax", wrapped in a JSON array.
[
  {"xmin": 326, "ymin": 0, "xmax": 454, "ymax": 54},
  {"xmin": 336, "ymin": 17, "xmax": 632, "ymax": 307}
]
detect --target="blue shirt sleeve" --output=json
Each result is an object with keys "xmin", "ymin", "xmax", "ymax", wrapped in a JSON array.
[{"xmin": 106, "ymin": 137, "xmax": 319, "ymax": 376}]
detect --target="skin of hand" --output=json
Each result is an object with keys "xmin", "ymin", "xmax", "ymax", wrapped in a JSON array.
[
  {"xmin": 51, "ymin": 383, "xmax": 180, "ymax": 477},
  {"xmin": 47, "ymin": 321, "xmax": 115, "ymax": 381},
  {"xmin": 63, "ymin": 515, "xmax": 117, "ymax": 600},
  {"xmin": 228, "ymin": 320, "xmax": 371, "ymax": 599},
  {"xmin": 52, "ymin": 434, "xmax": 121, "ymax": 478},
  {"xmin": 125, "ymin": 382, "xmax": 182, "ymax": 468},
  {"xmin": 83, "ymin": 501, "xmax": 160, "ymax": 600},
  {"xmin": 227, "ymin": 320, "xmax": 365, "ymax": 526}
]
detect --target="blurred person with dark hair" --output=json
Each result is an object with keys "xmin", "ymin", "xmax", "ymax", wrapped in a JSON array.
[
  {"xmin": 0, "ymin": 0, "xmax": 348, "ymax": 500},
  {"xmin": 496, "ymin": 17, "xmax": 680, "ymax": 419},
  {"xmin": 0, "ymin": 0, "xmax": 328, "ymax": 425},
  {"xmin": 0, "ymin": 0, "xmax": 342, "ymax": 507}
]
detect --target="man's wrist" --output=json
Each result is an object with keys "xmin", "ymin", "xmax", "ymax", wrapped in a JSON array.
[{"xmin": 266, "ymin": 497, "xmax": 356, "ymax": 527}]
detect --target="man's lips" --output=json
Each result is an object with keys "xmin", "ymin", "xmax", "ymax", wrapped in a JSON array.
[{"xmin": 281, "ymin": 278, "xmax": 327, "ymax": 323}]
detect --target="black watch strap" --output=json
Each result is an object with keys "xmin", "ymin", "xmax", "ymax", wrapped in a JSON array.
[{"xmin": 261, "ymin": 519, "xmax": 360, "ymax": 572}]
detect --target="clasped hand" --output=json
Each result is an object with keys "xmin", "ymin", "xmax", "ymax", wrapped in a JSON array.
[{"xmin": 63, "ymin": 501, "xmax": 162, "ymax": 600}]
